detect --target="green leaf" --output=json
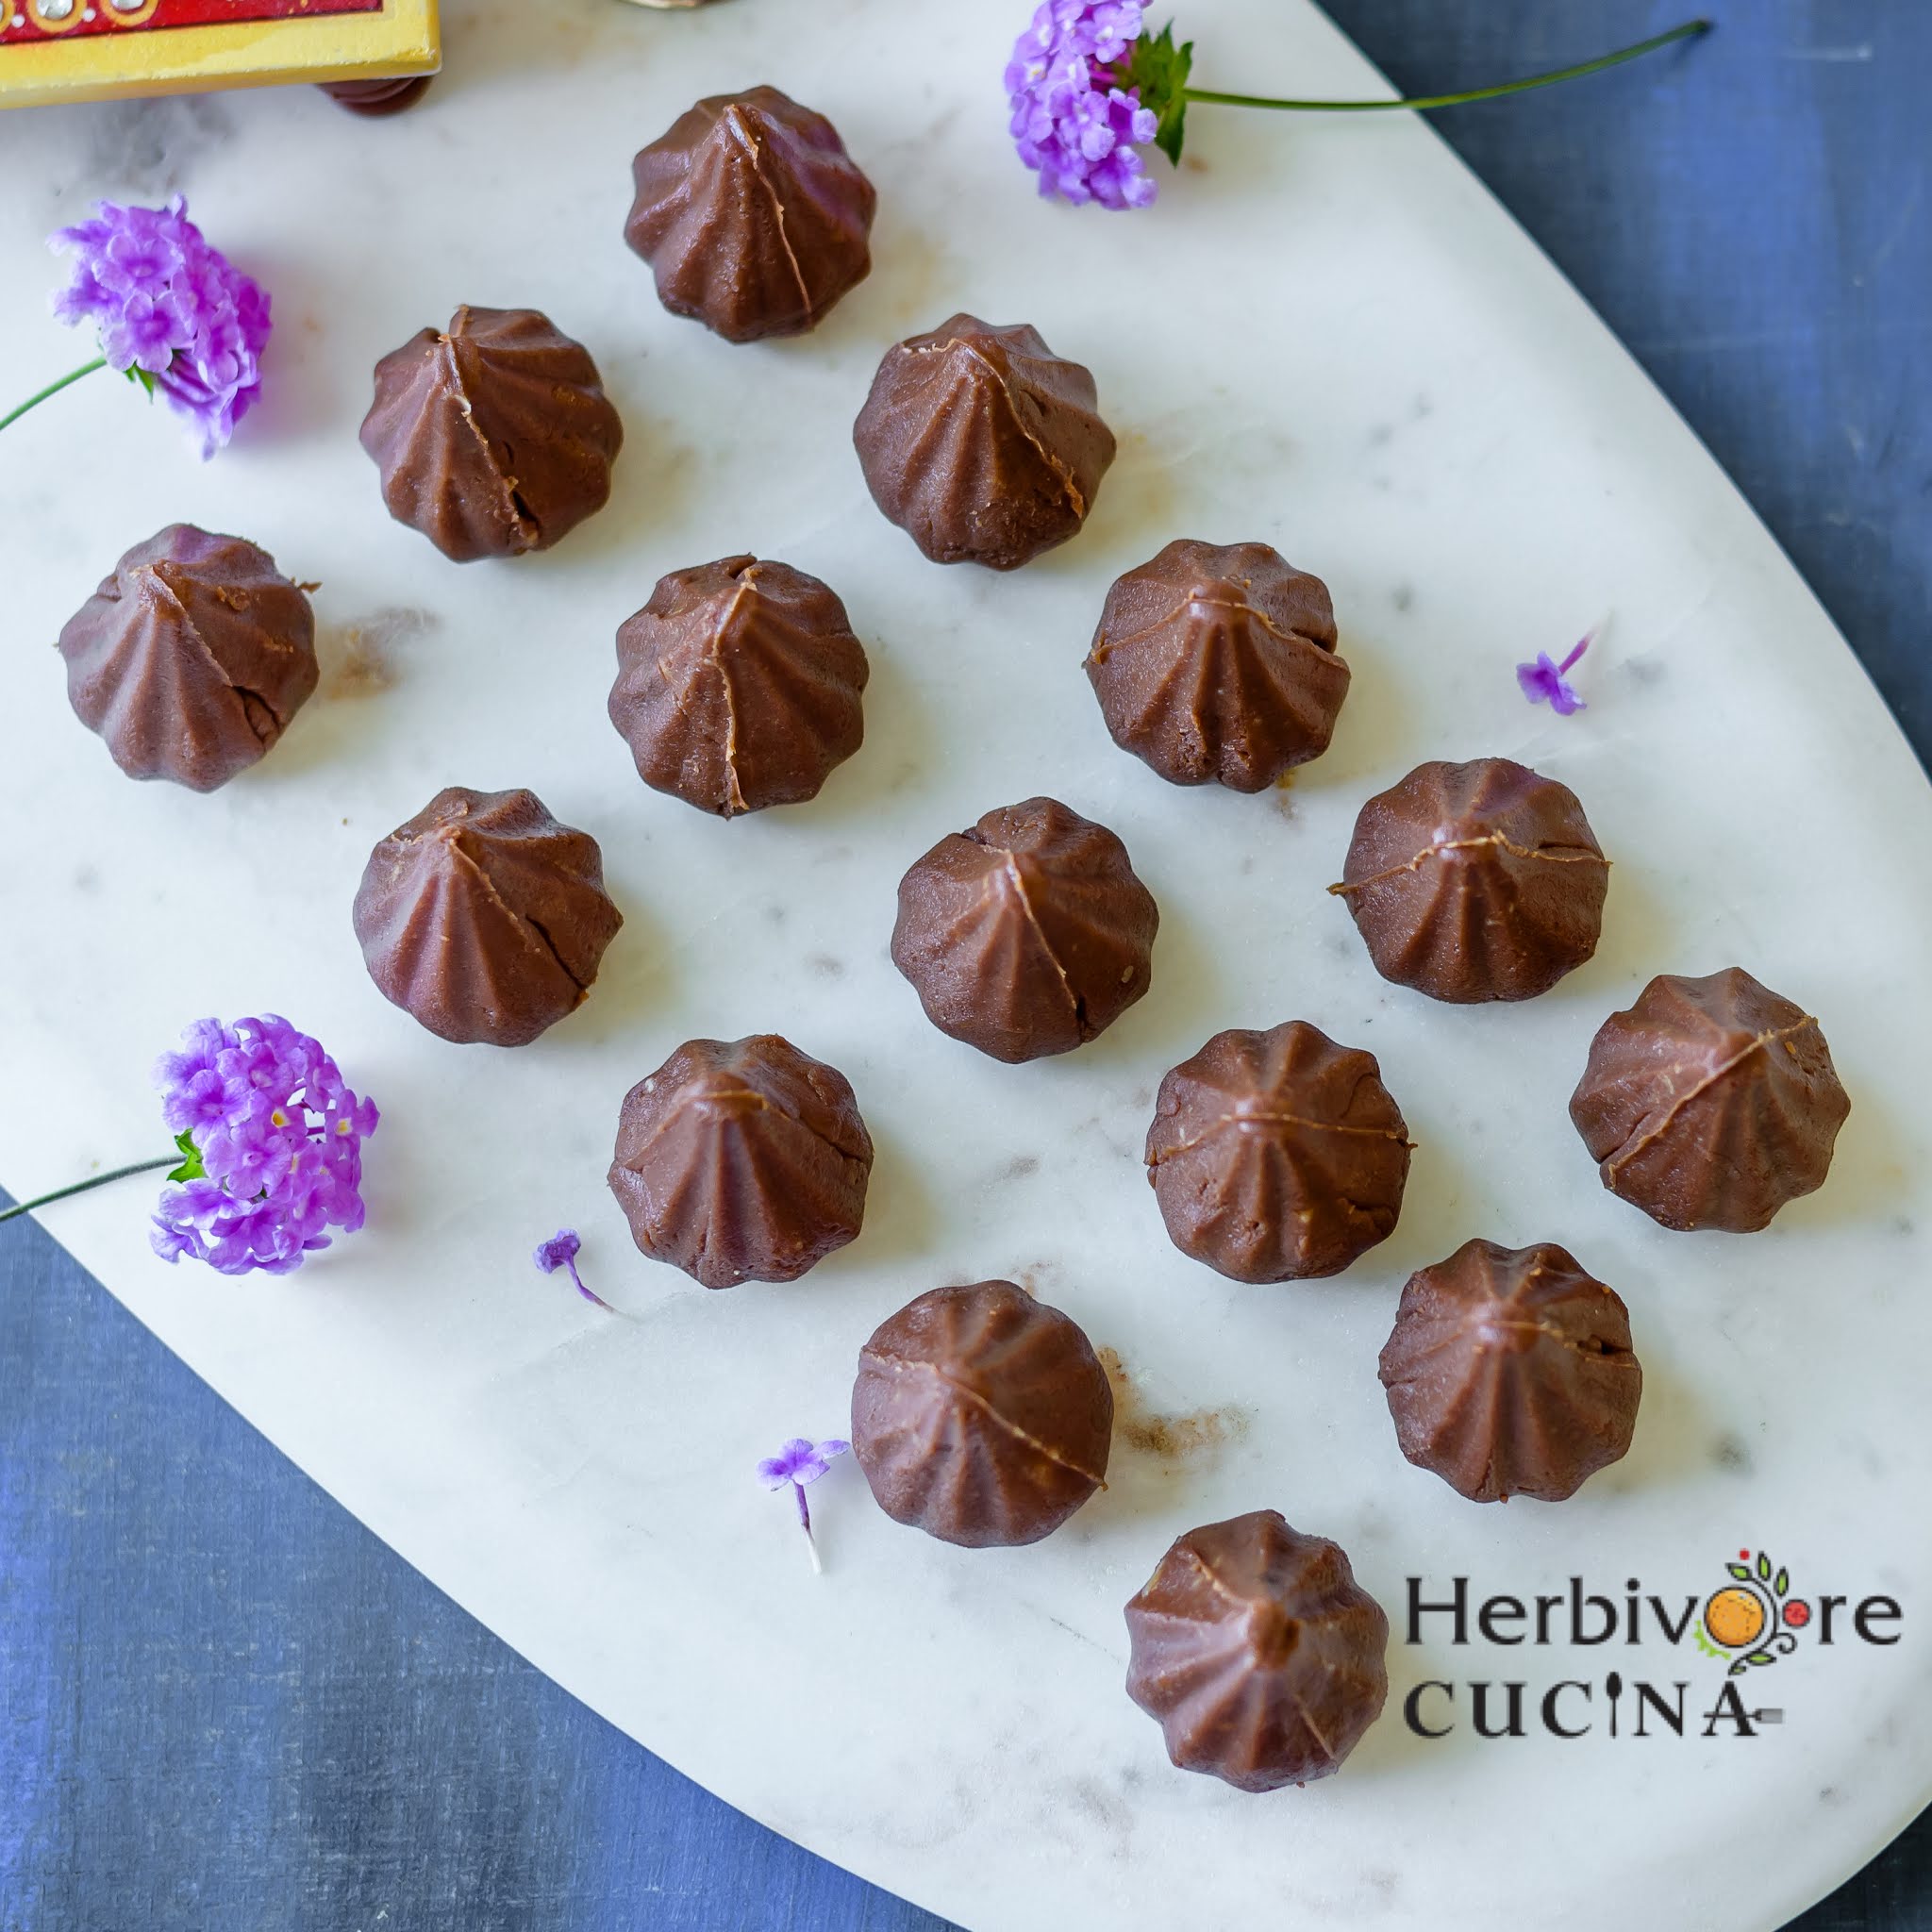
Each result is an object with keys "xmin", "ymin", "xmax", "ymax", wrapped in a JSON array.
[
  {"xmin": 1774, "ymin": 1568, "xmax": 1789, "ymax": 1598},
  {"xmin": 1745, "ymin": 1649, "xmax": 1774, "ymax": 1667},
  {"xmin": 1124, "ymin": 20, "xmax": 1194, "ymax": 165},
  {"xmin": 165, "ymin": 1128, "xmax": 205, "ymax": 1185},
  {"xmin": 1726, "ymin": 1563, "xmax": 1752, "ymax": 1582},
  {"xmin": 1756, "ymin": 1553, "xmax": 1772, "ymax": 1581}
]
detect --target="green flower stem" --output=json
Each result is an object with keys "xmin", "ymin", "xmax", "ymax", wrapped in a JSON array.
[
  {"xmin": 0, "ymin": 355, "xmax": 109, "ymax": 434},
  {"xmin": 0, "ymin": 1156, "xmax": 178, "ymax": 1224},
  {"xmin": 1183, "ymin": 19, "xmax": 1710, "ymax": 114}
]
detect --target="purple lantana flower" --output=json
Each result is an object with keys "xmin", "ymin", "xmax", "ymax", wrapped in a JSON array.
[
  {"xmin": 1002, "ymin": 9, "xmax": 1710, "ymax": 210},
  {"xmin": 1005, "ymin": 1, "xmax": 1161, "ymax": 208},
  {"xmin": 150, "ymin": 1016, "xmax": 376, "ymax": 1276},
  {"xmin": 535, "ymin": 1228, "xmax": 613, "ymax": 1310},
  {"xmin": 758, "ymin": 1437, "xmax": 851, "ymax": 1573},
  {"xmin": 1517, "ymin": 629, "xmax": 1594, "ymax": 716},
  {"xmin": 49, "ymin": 197, "xmax": 271, "ymax": 458}
]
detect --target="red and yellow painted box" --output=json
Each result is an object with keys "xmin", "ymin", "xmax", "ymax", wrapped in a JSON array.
[{"xmin": 0, "ymin": 0, "xmax": 439, "ymax": 109}]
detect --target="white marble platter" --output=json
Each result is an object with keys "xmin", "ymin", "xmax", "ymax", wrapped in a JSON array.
[{"xmin": 4, "ymin": 2, "xmax": 1931, "ymax": 1926}]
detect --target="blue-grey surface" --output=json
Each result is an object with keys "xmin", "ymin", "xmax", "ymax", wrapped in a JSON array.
[{"xmin": 2, "ymin": 4, "xmax": 1927, "ymax": 1928}]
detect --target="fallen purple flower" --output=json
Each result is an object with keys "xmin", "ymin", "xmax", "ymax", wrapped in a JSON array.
[
  {"xmin": 535, "ymin": 1228, "xmax": 613, "ymax": 1310},
  {"xmin": 758, "ymin": 1437, "xmax": 851, "ymax": 1574},
  {"xmin": 1517, "ymin": 629, "xmax": 1593, "ymax": 716}
]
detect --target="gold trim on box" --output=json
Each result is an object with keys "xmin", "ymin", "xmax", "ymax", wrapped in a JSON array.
[{"xmin": 0, "ymin": 0, "xmax": 440, "ymax": 109}]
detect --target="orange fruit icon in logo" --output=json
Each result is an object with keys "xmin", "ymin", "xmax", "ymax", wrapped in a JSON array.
[{"xmin": 1705, "ymin": 1586, "xmax": 1768, "ymax": 1649}]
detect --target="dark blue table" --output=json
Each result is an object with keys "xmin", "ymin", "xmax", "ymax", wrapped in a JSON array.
[{"xmin": 4, "ymin": 5, "xmax": 1927, "ymax": 1926}]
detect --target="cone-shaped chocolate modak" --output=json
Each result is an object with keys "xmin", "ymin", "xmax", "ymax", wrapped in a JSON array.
[
  {"xmin": 891, "ymin": 796, "xmax": 1158, "ymax": 1062},
  {"xmin": 1146, "ymin": 1022, "xmax": 1412, "ymax": 1282},
  {"xmin": 360, "ymin": 306, "xmax": 623, "ymax": 561},
  {"xmin": 608, "ymin": 556, "xmax": 868, "ymax": 816},
  {"xmin": 1331, "ymin": 758, "xmax": 1608, "ymax": 1003},
  {"xmin": 1378, "ymin": 1238, "xmax": 1641, "ymax": 1504},
  {"xmin": 1570, "ymin": 968, "xmax": 1850, "ymax": 1232},
  {"xmin": 353, "ymin": 787, "xmax": 622, "ymax": 1047},
  {"xmin": 625, "ymin": 86, "xmax": 876, "ymax": 342},
  {"xmin": 1124, "ymin": 1510, "xmax": 1389, "ymax": 1791},
  {"xmin": 853, "ymin": 314, "xmax": 1115, "ymax": 571},
  {"xmin": 1086, "ymin": 541, "xmax": 1349, "ymax": 791},
  {"xmin": 321, "ymin": 75, "xmax": 433, "ymax": 115},
  {"xmin": 57, "ymin": 524, "xmax": 317, "ymax": 792},
  {"xmin": 608, "ymin": 1035, "xmax": 873, "ymax": 1287},
  {"xmin": 852, "ymin": 1280, "xmax": 1112, "ymax": 1548}
]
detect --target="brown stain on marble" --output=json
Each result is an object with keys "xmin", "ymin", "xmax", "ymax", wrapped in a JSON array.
[
  {"xmin": 320, "ymin": 607, "xmax": 438, "ymax": 700},
  {"xmin": 1097, "ymin": 1346, "xmax": 1248, "ymax": 1469}
]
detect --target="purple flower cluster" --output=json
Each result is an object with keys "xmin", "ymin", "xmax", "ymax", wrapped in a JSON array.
[
  {"xmin": 1006, "ymin": 1, "xmax": 1159, "ymax": 209},
  {"xmin": 151, "ymin": 1016, "xmax": 377, "ymax": 1276},
  {"xmin": 51, "ymin": 197, "xmax": 271, "ymax": 458}
]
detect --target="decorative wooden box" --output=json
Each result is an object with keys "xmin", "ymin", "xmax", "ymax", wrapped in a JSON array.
[{"xmin": 0, "ymin": 0, "xmax": 439, "ymax": 109}]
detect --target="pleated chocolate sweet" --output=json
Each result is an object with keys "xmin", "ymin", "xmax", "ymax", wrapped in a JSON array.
[
  {"xmin": 1124, "ymin": 1510, "xmax": 1389, "ymax": 1791},
  {"xmin": 851, "ymin": 1280, "xmax": 1112, "ymax": 1547},
  {"xmin": 1378, "ymin": 1239, "xmax": 1642, "ymax": 1504},
  {"xmin": 608, "ymin": 1035, "xmax": 873, "ymax": 1287},
  {"xmin": 320, "ymin": 75, "xmax": 434, "ymax": 115},
  {"xmin": 359, "ymin": 305, "xmax": 623, "ymax": 561},
  {"xmin": 57, "ymin": 524, "xmax": 317, "ymax": 792},
  {"xmin": 353, "ymin": 787, "xmax": 623, "ymax": 1047},
  {"xmin": 608, "ymin": 556, "xmax": 868, "ymax": 816},
  {"xmin": 625, "ymin": 86, "xmax": 876, "ymax": 342},
  {"xmin": 1331, "ymin": 758, "xmax": 1608, "ymax": 1003},
  {"xmin": 1086, "ymin": 541, "xmax": 1349, "ymax": 791},
  {"xmin": 853, "ymin": 314, "xmax": 1115, "ymax": 571},
  {"xmin": 891, "ymin": 796, "xmax": 1158, "ymax": 1062},
  {"xmin": 1570, "ymin": 968, "xmax": 1850, "ymax": 1233},
  {"xmin": 1146, "ymin": 1022, "xmax": 1412, "ymax": 1282}
]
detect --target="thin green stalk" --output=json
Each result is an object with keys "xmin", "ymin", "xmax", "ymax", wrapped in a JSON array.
[
  {"xmin": 0, "ymin": 1156, "xmax": 177, "ymax": 1224},
  {"xmin": 0, "ymin": 355, "xmax": 109, "ymax": 433},
  {"xmin": 1184, "ymin": 19, "xmax": 1710, "ymax": 114}
]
